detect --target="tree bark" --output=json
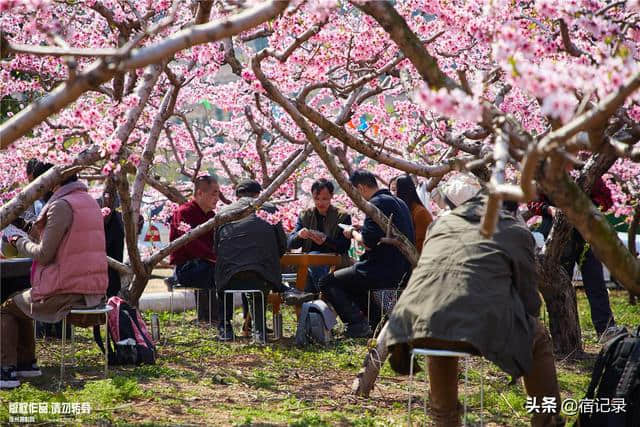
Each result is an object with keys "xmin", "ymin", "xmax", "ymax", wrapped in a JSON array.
[
  {"xmin": 537, "ymin": 212, "xmax": 583, "ymax": 355},
  {"xmin": 130, "ymin": 85, "xmax": 179, "ymax": 217},
  {"xmin": 141, "ymin": 174, "xmax": 187, "ymax": 205},
  {"xmin": 628, "ymin": 207, "xmax": 640, "ymax": 304},
  {"xmin": 352, "ymin": 322, "xmax": 389, "ymax": 397},
  {"xmin": 535, "ymin": 145, "xmax": 640, "ymax": 354},
  {"xmin": 540, "ymin": 149, "xmax": 640, "ymax": 296}
]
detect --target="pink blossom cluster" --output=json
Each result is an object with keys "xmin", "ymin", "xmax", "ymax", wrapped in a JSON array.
[
  {"xmin": 416, "ymin": 87, "xmax": 483, "ymax": 124},
  {"xmin": 176, "ymin": 221, "xmax": 192, "ymax": 233},
  {"xmin": 255, "ymin": 208, "xmax": 284, "ymax": 227},
  {"xmin": 1, "ymin": 0, "xmax": 639, "ymax": 248}
]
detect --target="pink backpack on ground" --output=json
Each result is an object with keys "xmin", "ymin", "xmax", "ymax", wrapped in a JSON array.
[{"xmin": 93, "ymin": 296, "xmax": 156, "ymax": 365}]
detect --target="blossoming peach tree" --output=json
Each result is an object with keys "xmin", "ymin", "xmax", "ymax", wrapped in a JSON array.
[{"xmin": 1, "ymin": 0, "xmax": 640, "ymax": 361}]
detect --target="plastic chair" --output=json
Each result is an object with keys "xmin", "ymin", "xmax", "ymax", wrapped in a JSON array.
[
  {"xmin": 60, "ymin": 305, "xmax": 113, "ymax": 387},
  {"xmin": 408, "ymin": 348, "xmax": 483, "ymax": 426}
]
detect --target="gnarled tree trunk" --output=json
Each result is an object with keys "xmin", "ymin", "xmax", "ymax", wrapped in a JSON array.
[
  {"xmin": 536, "ymin": 213, "xmax": 582, "ymax": 355},
  {"xmin": 536, "ymin": 145, "xmax": 620, "ymax": 354}
]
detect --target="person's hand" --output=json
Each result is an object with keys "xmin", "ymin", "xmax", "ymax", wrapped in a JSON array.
[
  {"xmin": 548, "ymin": 206, "xmax": 557, "ymax": 217},
  {"xmin": 343, "ymin": 229, "xmax": 353, "ymax": 239},
  {"xmin": 310, "ymin": 231, "xmax": 326, "ymax": 245},
  {"xmin": 298, "ymin": 228, "xmax": 311, "ymax": 239},
  {"xmin": 9, "ymin": 235, "xmax": 21, "ymax": 247}
]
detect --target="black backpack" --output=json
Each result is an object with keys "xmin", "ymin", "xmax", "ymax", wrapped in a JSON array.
[
  {"xmin": 93, "ymin": 297, "xmax": 156, "ymax": 366},
  {"xmin": 577, "ymin": 327, "xmax": 640, "ymax": 427}
]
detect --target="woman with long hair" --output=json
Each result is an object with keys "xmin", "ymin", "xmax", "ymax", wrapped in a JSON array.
[{"xmin": 390, "ymin": 175, "xmax": 433, "ymax": 254}]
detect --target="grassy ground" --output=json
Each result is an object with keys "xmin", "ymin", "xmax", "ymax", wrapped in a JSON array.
[{"xmin": 1, "ymin": 289, "xmax": 638, "ymax": 426}]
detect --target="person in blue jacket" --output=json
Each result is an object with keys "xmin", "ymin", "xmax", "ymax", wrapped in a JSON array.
[{"xmin": 318, "ymin": 170, "xmax": 414, "ymax": 338}]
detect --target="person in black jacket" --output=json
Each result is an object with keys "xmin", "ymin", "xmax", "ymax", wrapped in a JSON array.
[
  {"xmin": 318, "ymin": 170, "xmax": 415, "ymax": 338},
  {"xmin": 214, "ymin": 179, "xmax": 313, "ymax": 342},
  {"xmin": 99, "ymin": 184, "xmax": 125, "ymax": 298}
]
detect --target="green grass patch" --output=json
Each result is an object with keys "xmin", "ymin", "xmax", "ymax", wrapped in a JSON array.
[{"xmin": 2, "ymin": 289, "xmax": 638, "ymax": 425}]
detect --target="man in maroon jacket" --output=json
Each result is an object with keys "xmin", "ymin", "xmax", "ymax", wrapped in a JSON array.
[
  {"xmin": 169, "ymin": 175, "xmax": 220, "ymax": 323},
  {"xmin": 528, "ymin": 176, "xmax": 615, "ymax": 337}
]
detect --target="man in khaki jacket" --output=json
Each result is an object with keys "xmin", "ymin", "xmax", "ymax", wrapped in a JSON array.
[{"xmin": 386, "ymin": 193, "xmax": 564, "ymax": 427}]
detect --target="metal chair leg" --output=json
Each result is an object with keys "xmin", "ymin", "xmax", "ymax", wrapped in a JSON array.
[
  {"xmin": 59, "ymin": 316, "xmax": 66, "ymax": 389},
  {"xmin": 250, "ymin": 293, "xmax": 256, "ymax": 341},
  {"xmin": 408, "ymin": 350, "xmax": 415, "ymax": 426},
  {"xmin": 480, "ymin": 358, "xmax": 484, "ymax": 426},
  {"xmin": 169, "ymin": 290, "xmax": 173, "ymax": 327},
  {"xmin": 104, "ymin": 312, "xmax": 109, "ymax": 377},
  {"xmin": 209, "ymin": 289, "xmax": 213, "ymax": 327},
  {"xmin": 71, "ymin": 325, "xmax": 76, "ymax": 365},
  {"xmin": 367, "ymin": 290, "xmax": 371, "ymax": 326},
  {"xmin": 464, "ymin": 357, "xmax": 468, "ymax": 426},
  {"xmin": 181, "ymin": 290, "xmax": 187, "ymax": 328},
  {"xmin": 260, "ymin": 292, "xmax": 265, "ymax": 343},
  {"xmin": 195, "ymin": 290, "xmax": 199, "ymax": 324},
  {"xmin": 248, "ymin": 291, "xmax": 266, "ymax": 343},
  {"xmin": 407, "ymin": 349, "xmax": 482, "ymax": 426},
  {"xmin": 224, "ymin": 293, "xmax": 230, "ymax": 341}
]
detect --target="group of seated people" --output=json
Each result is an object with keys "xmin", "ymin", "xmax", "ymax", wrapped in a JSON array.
[
  {"xmin": 168, "ymin": 169, "xmax": 431, "ymax": 342},
  {"xmin": 1, "ymin": 161, "xmax": 570, "ymax": 425}
]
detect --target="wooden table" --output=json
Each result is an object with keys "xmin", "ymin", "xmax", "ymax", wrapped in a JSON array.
[
  {"xmin": 280, "ymin": 253, "xmax": 342, "ymax": 291},
  {"xmin": 246, "ymin": 253, "xmax": 343, "ymax": 337}
]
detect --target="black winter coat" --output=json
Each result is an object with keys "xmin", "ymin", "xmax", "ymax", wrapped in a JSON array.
[
  {"xmin": 356, "ymin": 189, "xmax": 414, "ymax": 285},
  {"xmin": 214, "ymin": 198, "xmax": 287, "ymax": 290}
]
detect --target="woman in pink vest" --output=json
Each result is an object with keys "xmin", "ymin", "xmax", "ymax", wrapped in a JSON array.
[{"xmin": 1, "ymin": 175, "xmax": 108, "ymax": 389}]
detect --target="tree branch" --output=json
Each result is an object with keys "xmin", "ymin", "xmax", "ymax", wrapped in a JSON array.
[
  {"xmin": 0, "ymin": 147, "xmax": 102, "ymax": 229},
  {"xmin": 0, "ymin": 0, "xmax": 290, "ymax": 148},
  {"xmin": 115, "ymin": 172, "xmax": 148, "ymax": 279},
  {"xmin": 140, "ymin": 144, "xmax": 312, "ymax": 275},
  {"xmin": 194, "ymin": 0, "xmax": 214, "ymax": 25},
  {"xmin": 353, "ymin": 1, "xmax": 456, "ymax": 90},
  {"xmin": 130, "ymin": 84, "xmax": 179, "ymax": 217},
  {"xmin": 295, "ymin": 100, "xmax": 471, "ymax": 178},
  {"xmin": 252, "ymin": 49, "xmax": 419, "ymax": 267},
  {"xmin": 142, "ymin": 174, "xmax": 188, "ymax": 205},
  {"xmin": 244, "ymin": 106, "xmax": 271, "ymax": 184}
]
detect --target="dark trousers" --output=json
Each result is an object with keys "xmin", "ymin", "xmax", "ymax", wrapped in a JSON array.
[
  {"xmin": 175, "ymin": 259, "xmax": 218, "ymax": 322},
  {"xmin": 0, "ymin": 298, "xmax": 35, "ymax": 367},
  {"xmin": 318, "ymin": 265, "xmax": 390, "ymax": 327},
  {"xmin": 218, "ymin": 272, "xmax": 271, "ymax": 337},
  {"xmin": 560, "ymin": 231, "xmax": 615, "ymax": 335},
  {"xmin": 304, "ymin": 251, "xmax": 331, "ymax": 294}
]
